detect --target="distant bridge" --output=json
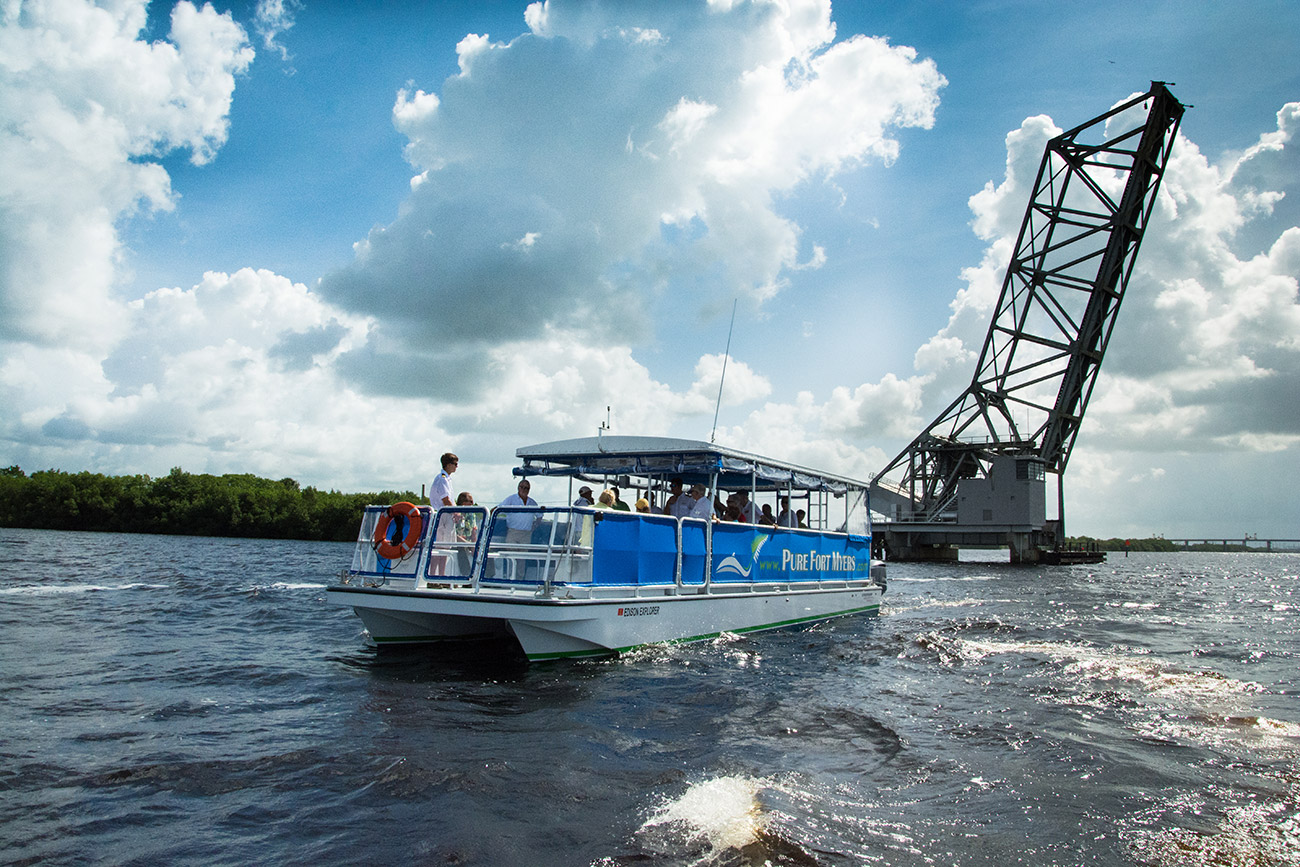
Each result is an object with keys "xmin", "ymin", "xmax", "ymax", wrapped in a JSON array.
[{"xmin": 1163, "ymin": 538, "xmax": 1300, "ymax": 552}]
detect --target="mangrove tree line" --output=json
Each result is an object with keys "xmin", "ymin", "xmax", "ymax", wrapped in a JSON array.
[{"xmin": 0, "ymin": 466, "xmax": 420, "ymax": 542}]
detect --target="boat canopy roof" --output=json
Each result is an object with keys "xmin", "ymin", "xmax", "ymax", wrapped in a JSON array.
[{"xmin": 513, "ymin": 435, "xmax": 870, "ymax": 495}]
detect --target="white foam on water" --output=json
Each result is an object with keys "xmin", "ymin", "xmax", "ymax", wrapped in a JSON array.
[
  {"xmin": 887, "ymin": 574, "xmax": 998, "ymax": 584},
  {"xmin": 1064, "ymin": 653, "xmax": 1264, "ymax": 702},
  {"xmin": 639, "ymin": 774, "xmax": 765, "ymax": 863},
  {"xmin": 956, "ymin": 637, "xmax": 1265, "ymax": 701},
  {"xmin": 948, "ymin": 635, "xmax": 1300, "ymax": 759},
  {"xmin": 0, "ymin": 582, "xmax": 168, "ymax": 596},
  {"xmin": 1138, "ymin": 712, "xmax": 1300, "ymax": 752},
  {"xmin": 887, "ymin": 596, "xmax": 1007, "ymax": 614}
]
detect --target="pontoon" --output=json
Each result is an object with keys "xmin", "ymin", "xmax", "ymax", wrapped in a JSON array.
[{"xmin": 326, "ymin": 436, "xmax": 885, "ymax": 661}]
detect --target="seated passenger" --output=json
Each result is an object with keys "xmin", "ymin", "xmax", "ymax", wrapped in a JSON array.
[
  {"xmin": 776, "ymin": 497, "xmax": 796, "ymax": 528},
  {"xmin": 685, "ymin": 484, "xmax": 714, "ymax": 521},
  {"xmin": 635, "ymin": 498, "xmax": 651, "ymax": 513},
  {"xmin": 758, "ymin": 504, "xmax": 776, "ymax": 526},
  {"xmin": 734, "ymin": 490, "xmax": 758, "ymax": 523},
  {"xmin": 662, "ymin": 477, "xmax": 686, "ymax": 516}
]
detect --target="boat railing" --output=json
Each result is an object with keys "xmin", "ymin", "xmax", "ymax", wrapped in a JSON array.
[
  {"xmin": 471, "ymin": 505, "xmax": 583, "ymax": 588},
  {"xmin": 346, "ymin": 504, "xmax": 875, "ymax": 594},
  {"xmin": 423, "ymin": 505, "xmax": 488, "ymax": 584},
  {"xmin": 346, "ymin": 504, "xmax": 436, "ymax": 585},
  {"xmin": 468, "ymin": 507, "xmax": 874, "ymax": 595}
]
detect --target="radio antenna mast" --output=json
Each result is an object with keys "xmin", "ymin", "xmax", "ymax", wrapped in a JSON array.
[{"xmin": 710, "ymin": 299, "xmax": 737, "ymax": 444}]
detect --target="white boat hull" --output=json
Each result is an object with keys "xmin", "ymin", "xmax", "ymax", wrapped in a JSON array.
[{"xmin": 327, "ymin": 583, "xmax": 883, "ymax": 661}]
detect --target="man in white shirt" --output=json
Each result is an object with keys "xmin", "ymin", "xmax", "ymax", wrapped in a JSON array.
[
  {"xmin": 428, "ymin": 452, "xmax": 458, "ymax": 574},
  {"xmin": 661, "ymin": 478, "xmax": 687, "ymax": 517},
  {"xmin": 430, "ymin": 453, "xmax": 457, "ymax": 510},
  {"xmin": 685, "ymin": 484, "xmax": 714, "ymax": 521},
  {"xmin": 776, "ymin": 497, "xmax": 797, "ymax": 528},
  {"xmin": 573, "ymin": 486, "xmax": 594, "ymax": 507},
  {"xmin": 500, "ymin": 479, "xmax": 540, "ymax": 544}
]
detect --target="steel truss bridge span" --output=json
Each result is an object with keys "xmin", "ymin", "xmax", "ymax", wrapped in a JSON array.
[{"xmin": 871, "ymin": 83, "xmax": 1186, "ymax": 563}]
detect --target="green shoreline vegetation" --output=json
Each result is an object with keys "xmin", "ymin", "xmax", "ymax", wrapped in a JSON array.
[
  {"xmin": 0, "ymin": 466, "xmax": 421, "ymax": 542},
  {"xmin": 1065, "ymin": 536, "xmax": 1292, "ymax": 553},
  {"xmin": 1065, "ymin": 536, "xmax": 1178, "ymax": 552}
]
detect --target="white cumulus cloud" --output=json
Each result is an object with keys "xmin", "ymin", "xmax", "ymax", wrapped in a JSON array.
[
  {"xmin": 0, "ymin": 0, "xmax": 252, "ymax": 352},
  {"xmin": 318, "ymin": 0, "xmax": 946, "ymax": 401}
]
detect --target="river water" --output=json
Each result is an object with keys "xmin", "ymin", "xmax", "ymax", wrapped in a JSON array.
[{"xmin": 1, "ymin": 527, "xmax": 1296, "ymax": 866}]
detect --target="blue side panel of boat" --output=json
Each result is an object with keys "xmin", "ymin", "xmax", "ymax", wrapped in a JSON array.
[
  {"xmin": 592, "ymin": 512, "xmax": 677, "ymax": 585},
  {"xmin": 638, "ymin": 516, "xmax": 678, "ymax": 583},
  {"xmin": 710, "ymin": 525, "xmax": 871, "ymax": 583},
  {"xmin": 681, "ymin": 520, "xmax": 708, "ymax": 585},
  {"xmin": 710, "ymin": 524, "xmax": 767, "ymax": 582}
]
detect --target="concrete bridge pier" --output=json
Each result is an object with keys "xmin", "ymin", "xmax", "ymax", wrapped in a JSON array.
[{"xmin": 1008, "ymin": 532, "xmax": 1041, "ymax": 564}]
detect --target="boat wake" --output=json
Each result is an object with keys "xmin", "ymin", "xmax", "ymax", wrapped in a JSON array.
[
  {"xmin": 0, "ymin": 582, "xmax": 169, "ymax": 596},
  {"xmin": 246, "ymin": 581, "xmax": 328, "ymax": 592}
]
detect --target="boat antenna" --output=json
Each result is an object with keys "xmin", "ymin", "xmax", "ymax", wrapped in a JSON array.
[{"xmin": 710, "ymin": 299, "xmax": 737, "ymax": 444}]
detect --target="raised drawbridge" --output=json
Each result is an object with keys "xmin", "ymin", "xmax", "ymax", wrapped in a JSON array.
[{"xmin": 870, "ymin": 82, "xmax": 1185, "ymax": 563}]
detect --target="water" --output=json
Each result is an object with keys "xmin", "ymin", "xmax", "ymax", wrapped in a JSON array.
[{"xmin": 1, "ymin": 528, "xmax": 1296, "ymax": 866}]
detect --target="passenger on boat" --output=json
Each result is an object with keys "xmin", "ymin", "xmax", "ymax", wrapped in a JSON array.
[
  {"xmin": 500, "ymin": 480, "xmax": 540, "ymax": 544},
  {"xmin": 576, "ymin": 493, "xmax": 599, "ymax": 547},
  {"xmin": 428, "ymin": 452, "xmax": 458, "ymax": 575},
  {"xmin": 454, "ymin": 492, "xmax": 478, "ymax": 574},
  {"xmin": 595, "ymin": 490, "xmax": 616, "ymax": 509},
  {"xmin": 635, "ymin": 498, "xmax": 651, "ymax": 513},
  {"xmin": 610, "ymin": 486, "xmax": 630, "ymax": 511},
  {"xmin": 758, "ymin": 504, "xmax": 776, "ymax": 526},
  {"xmin": 734, "ymin": 490, "xmax": 758, "ymax": 523},
  {"xmin": 777, "ymin": 497, "xmax": 796, "ymax": 528},
  {"xmin": 686, "ymin": 484, "xmax": 714, "ymax": 521},
  {"xmin": 662, "ymin": 477, "xmax": 686, "ymax": 517},
  {"xmin": 796, "ymin": 509, "xmax": 808, "ymax": 529},
  {"xmin": 430, "ymin": 452, "xmax": 457, "ymax": 508}
]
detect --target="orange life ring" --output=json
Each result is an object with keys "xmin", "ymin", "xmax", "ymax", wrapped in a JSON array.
[{"xmin": 371, "ymin": 501, "xmax": 423, "ymax": 560}]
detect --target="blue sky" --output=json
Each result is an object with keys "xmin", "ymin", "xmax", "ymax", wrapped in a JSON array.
[{"xmin": 3, "ymin": 0, "xmax": 1298, "ymax": 537}]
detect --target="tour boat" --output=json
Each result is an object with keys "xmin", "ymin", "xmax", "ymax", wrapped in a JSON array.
[{"xmin": 326, "ymin": 436, "xmax": 886, "ymax": 661}]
